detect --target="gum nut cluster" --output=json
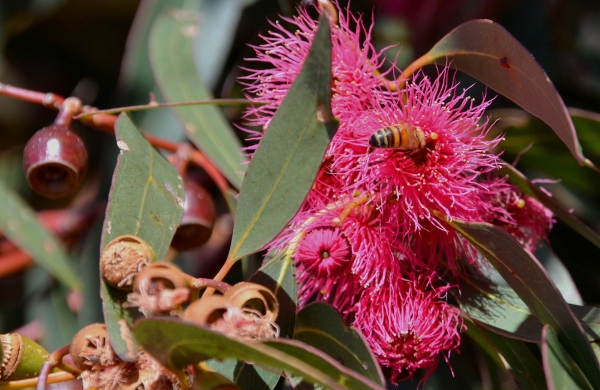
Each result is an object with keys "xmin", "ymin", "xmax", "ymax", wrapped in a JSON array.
[{"xmin": 240, "ymin": 3, "xmax": 553, "ymax": 383}]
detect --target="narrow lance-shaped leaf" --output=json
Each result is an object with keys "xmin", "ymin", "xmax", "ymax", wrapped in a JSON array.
[
  {"xmin": 459, "ymin": 276, "xmax": 600, "ymax": 344},
  {"xmin": 149, "ymin": 9, "xmax": 246, "ymax": 189},
  {"xmin": 542, "ymin": 325, "xmax": 591, "ymax": 390},
  {"xmin": 456, "ymin": 279, "xmax": 543, "ymax": 343},
  {"xmin": 294, "ymin": 303, "xmax": 385, "ymax": 386},
  {"xmin": 444, "ymin": 216, "xmax": 600, "ymax": 388},
  {"xmin": 100, "ymin": 114, "xmax": 185, "ymax": 361},
  {"xmin": 465, "ymin": 319, "xmax": 546, "ymax": 390},
  {"xmin": 0, "ymin": 180, "xmax": 79, "ymax": 290},
  {"xmin": 228, "ymin": 13, "xmax": 338, "ymax": 261},
  {"xmin": 134, "ymin": 318, "xmax": 385, "ymax": 390},
  {"xmin": 426, "ymin": 20, "xmax": 593, "ymax": 169}
]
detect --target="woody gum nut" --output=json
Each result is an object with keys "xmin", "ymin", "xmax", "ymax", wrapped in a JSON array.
[
  {"xmin": 23, "ymin": 124, "xmax": 88, "ymax": 199},
  {"xmin": 0, "ymin": 333, "xmax": 49, "ymax": 381},
  {"xmin": 171, "ymin": 179, "xmax": 216, "ymax": 251},
  {"xmin": 132, "ymin": 262, "xmax": 187, "ymax": 293},
  {"xmin": 100, "ymin": 235, "xmax": 155, "ymax": 290},
  {"xmin": 69, "ymin": 323, "xmax": 114, "ymax": 370}
]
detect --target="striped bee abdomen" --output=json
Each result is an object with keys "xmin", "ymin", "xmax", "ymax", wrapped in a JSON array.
[{"xmin": 369, "ymin": 124, "xmax": 426, "ymax": 151}]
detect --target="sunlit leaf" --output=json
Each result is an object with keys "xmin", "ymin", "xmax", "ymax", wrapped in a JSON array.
[
  {"xmin": 149, "ymin": 9, "xmax": 246, "ymax": 189},
  {"xmin": 101, "ymin": 113, "xmax": 184, "ymax": 260},
  {"xmin": 466, "ymin": 320, "xmax": 546, "ymax": 390},
  {"xmin": 501, "ymin": 164, "xmax": 600, "ymax": 251},
  {"xmin": 100, "ymin": 281, "xmax": 141, "ymax": 362},
  {"xmin": 542, "ymin": 325, "xmax": 591, "ymax": 389},
  {"xmin": 460, "ymin": 275, "xmax": 600, "ymax": 345},
  {"xmin": 228, "ymin": 13, "xmax": 338, "ymax": 261},
  {"xmin": 264, "ymin": 339, "xmax": 385, "ymax": 390},
  {"xmin": 100, "ymin": 114, "xmax": 184, "ymax": 361},
  {"xmin": 458, "ymin": 279, "xmax": 542, "ymax": 342},
  {"xmin": 119, "ymin": 0, "xmax": 186, "ymax": 142},
  {"xmin": 446, "ymin": 217, "xmax": 600, "ymax": 388},
  {"xmin": 294, "ymin": 303, "xmax": 384, "ymax": 386},
  {"xmin": 427, "ymin": 20, "xmax": 593, "ymax": 169},
  {"xmin": 0, "ymin": 180, "xmax": 79, "ymax": 290},
  {"xmin": 192, "ymin": 0, "xmax": 250, "ymax": 90},
  {"xmin": 134, "ymin": 318, "xmax": 384, "ymax": 390}
]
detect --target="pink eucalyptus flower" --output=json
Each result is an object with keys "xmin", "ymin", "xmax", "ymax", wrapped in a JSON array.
[
  {"xmin": 241, "ymin": 4, "xmax": 387, "ymax": 154},
  {"xmin": 294, "ymin": 225, "xmax": 359, "ymax": 311},
  {"xmin": 240, "ymin": 2, "xmax": 550, "ymax": 384},
  {"xmin": 353, "ymin": 271, "xmax": 463, "ymax": 383},
  {"xmin": 329, "ymin": 67, "xmax": 506, "ymax": 271},
  {"xmin": 479, "ymin": 178, "xmax": 554, "ymax": 253}
]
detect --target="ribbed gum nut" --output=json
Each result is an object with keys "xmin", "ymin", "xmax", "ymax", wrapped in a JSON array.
[
  {"xmin": 23, "ymin": 124, "xmax": 88, "ymax": 199},
  {"xmin": 69, "ymin": 323, "xmax": 114, "ymax": 370},
  {"xmin": 132, "ymin": 262, "xmax": 187, "ymax": 293},
  {"xmin": 223, "ymin": 282, "xmax": 279, "ymax": 322},
  {"xmin": 183, "ymin": 295, "xmax": 229, "ymax": 326},
  {"xmin": 100, "ymin": 235, "xmax": 155, "ymax": 290},
  {"xmin": 0, "ymin": 333, "xmax": 49, "ymax": 381},
  {"xmin": 171, "ymin": 179, "xmax": 216, "ymax": 251}
]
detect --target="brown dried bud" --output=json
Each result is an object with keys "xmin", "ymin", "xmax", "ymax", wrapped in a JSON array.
[
  {"xmin": 183, "ymin": 295, "xmax": 229, "ymax": 326},
  {"xmin": 0, "ymin": 333, "xmax": 49, "ymax": 381},
  {"xmin": 100, "ymin": 235, "xmax": 154, "ymax": 290},
  {"xmin": 69, "ymin": 323, "xmax": 117, "ymax": 370},
  {"xmin": 137, "ymin": 350, "xmax": 185, "ymax": 390},
  {"xmin": 224, "ymin": 282, "xmax": 279, "ymax": 323},
  {"xmin": 184, "ymin": 293, "xmax": 279, "ymax": 341},
  {"xmin": 127, "ymin": 262, "xmax": 190, "ymax": 317}
]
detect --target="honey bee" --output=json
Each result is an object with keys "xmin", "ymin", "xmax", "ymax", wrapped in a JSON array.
[{"xmin": 369, "ymin": 123, "xmax": 426, "ymax": 151}]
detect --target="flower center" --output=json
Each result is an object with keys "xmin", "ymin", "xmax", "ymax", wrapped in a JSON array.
[{"xmin": 295, "ymin": 227, "xmax": 352, "ymax": 278}]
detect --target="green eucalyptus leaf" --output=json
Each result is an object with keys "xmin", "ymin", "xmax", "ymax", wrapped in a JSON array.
[
  {"xmin": 228, "ymin": 13, "xmax": 338, "ymax": 261},
  {"xmin": 134, "ymin": 318, "xmax": 384, "ymax": 390},
  {"xmin": 460, "ymin": 275, "xmax": 600, "ymax": 345},
  {"xmin": 0, "ymin": 180, "xmax": 79, "ymax": 290},
  {"xmin": 447, "ymin": 218, "xmax": 600, "ymax": 388},
  {"xmin": 100, "ymin": 113, "xmax": 184, "ymax": 361},
  {"xmin": 457, "ymin": 280, "xmax": 542, "ymax": 343},
  {"xmin": 542, "ymin": 325, "xmax": 591, "ymax": 390},
  {"xmin": 204, "ymin": 359, "xmax": 277, "ymax": 390},
  {"xmin": 466, "ymin": 320, "xmax": 546, "ymax": 390},
  {"xmin": 294, "ymin": 303, "xmax": 384, "ymax": 386},
  {"xmin": 25, "ymin": 271, "xmax": 78, "ymax": 351},
  {"xmin": 100, "ymin": 281, "xmax": 141, "ymax": 362},
  {"xmin": 427, "ymin": 20, "xmax": 592, "ymax": 169},
  {"xmin": 101, "ymin": 113, "xmax": 184, "ymax": 259},
  {"xmin": 149, "ymin": 8, "xmax": 245, "ymax": 189},
  {"xmin": 264, "ymin": 339, "xmax": 385, "ymax": 390}
]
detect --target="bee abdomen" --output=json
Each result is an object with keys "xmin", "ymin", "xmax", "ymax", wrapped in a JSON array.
[{"xmin": 369, "ymin": 126, "xmax": 408, "ymax": 149}]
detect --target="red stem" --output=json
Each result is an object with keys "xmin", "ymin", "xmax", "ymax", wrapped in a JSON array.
[
  {"xmin": 0, "ymin": 84, "xmax": 234, "ymax": 198},
  {"xmin": 0, "ymin": 83, "xmax": 64, "ymax": 109}
]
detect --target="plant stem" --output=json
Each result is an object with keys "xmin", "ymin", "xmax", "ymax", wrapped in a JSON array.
[
  {"xmin": 397, "ymin": 53, "xmax": 435, "ymax": 89},
  {"xmin": 0, "ymin": 372, "xmax": 76, "ymax": 389},
  {"xmin": 202, "ymin": 257, "xmax": 237, "ymax": 298},
  {"xmin": 0, "ymin": 83, "xmax": 235, "ymax": 200},
  {"xmin": 73, "ymin": 98, "xmax": 256, "ymax": 118}
]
